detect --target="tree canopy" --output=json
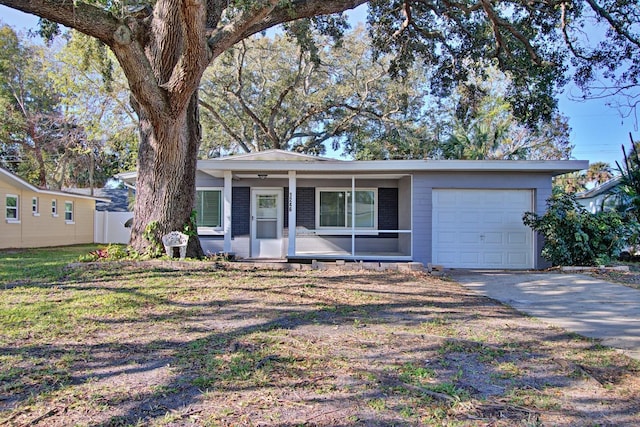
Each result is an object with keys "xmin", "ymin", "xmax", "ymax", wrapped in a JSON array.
[{"xmin": 199, "ymin": 25, "xmax": 429, "ymax": 157}]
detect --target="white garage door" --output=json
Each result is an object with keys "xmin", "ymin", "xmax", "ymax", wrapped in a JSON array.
[{"xmin": 432, "ymin": 189, "xmax": 533, "ymax": 269}]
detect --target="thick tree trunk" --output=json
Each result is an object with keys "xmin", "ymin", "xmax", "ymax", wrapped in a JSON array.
[{"xmin": 129, "ymin": 91, "xmax": 205, "ymax": 258}]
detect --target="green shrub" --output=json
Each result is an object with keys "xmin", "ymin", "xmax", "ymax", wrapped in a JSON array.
[
  {"xmin": 523, "ymin": 190, "xmax": 636, "ymax": 266},
  {"xmin": 78, "ymin": 244, "xmax": 131, "ymax": 262}
]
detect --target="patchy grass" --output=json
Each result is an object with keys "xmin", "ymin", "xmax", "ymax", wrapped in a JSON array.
[
  {"xmin": 0, "ymin": 244, "xmax": 101, "ymax": 286},
  {"xmin": 0, "ymin": 247, "xmax": 639, "ymax": 426}
]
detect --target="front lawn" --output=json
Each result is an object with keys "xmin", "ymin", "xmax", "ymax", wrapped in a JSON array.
[{"xmin": 1, "ymin": 247, "xmax": 639, "ymax": 426}]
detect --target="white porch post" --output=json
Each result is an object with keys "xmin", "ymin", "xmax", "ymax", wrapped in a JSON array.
[
  {"xmin": 351, "ymin": 175, "xmax": 356, "ymax": 257},
  {"xmin": 223, "ymin": 170, "xmax": 232, "ymax": 253},
  {"xmin": 288, "ymin": 170, "xmax": 297, "ymax": 257}
]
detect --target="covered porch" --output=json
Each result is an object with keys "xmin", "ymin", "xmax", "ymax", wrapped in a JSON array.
[{"xmin": 197, "ymin": 154, "xmax": 413, "ymax": 261}]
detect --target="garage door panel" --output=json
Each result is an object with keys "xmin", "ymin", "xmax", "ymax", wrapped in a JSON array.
[
  {"xmin": 432, "ymin": 189, "xmax": 533, "ymax": 269},
  {"xmin": 460, "ymin": 252, "xmax": 480, "ymax": 264},
  {"xmin": 437, "ymin": 231, "xmax": 457, "ymax": 243},
  {"xmin": 460, "ymin": 232, "xmax": 481, "ymax": 243},
  {"xmin": 508, "ymin": 252, "xmax": 528, "ymax": 265},
  {"xmin": 483, "ymin": 232, "xmax": 503, "ymax": 244},
  {"xmin": 434, "ymin": 210, "xmax": 458, "ymax": 224},
  {"xmin": 483, "ymin": 252, "xmax": 504, "ymax": 264},
  {"xmin": 507, "ymin": 232, "xmax": 527, "ymax": 244}
]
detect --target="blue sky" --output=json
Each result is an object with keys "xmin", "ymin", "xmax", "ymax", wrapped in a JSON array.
[{"xmin": 1, "ymin": 4, "xmax": 637, "ymax": 169}]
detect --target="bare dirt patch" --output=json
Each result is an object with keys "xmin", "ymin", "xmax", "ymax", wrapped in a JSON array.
[{"xmin": 1, "ymin": 263, "xmax": 639, "ymax": 426}]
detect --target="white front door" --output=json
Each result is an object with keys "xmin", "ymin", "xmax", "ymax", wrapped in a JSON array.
[{"xmin": 251, "ymin": 188, "xmax": 283, "ymax": 258}]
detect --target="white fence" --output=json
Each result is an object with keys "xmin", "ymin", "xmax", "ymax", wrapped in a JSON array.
[{"xmin": 94, "ymin": 211, "xmax": 133, "ymax": 244}]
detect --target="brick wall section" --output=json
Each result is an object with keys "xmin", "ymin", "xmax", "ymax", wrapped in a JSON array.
[
  {"xmin": 232, "ymin": 187, "xmax": 250, "ymax": 237},
  {"xmin": 284, "ymin": 187, "xmax": 315, "ymax": 229}
]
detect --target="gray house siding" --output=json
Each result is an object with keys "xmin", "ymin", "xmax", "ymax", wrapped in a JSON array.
[
  {"xmin": 412, "ymin": 175, "xmax": 432, "ymax": 266},
  {"xmin": 196, "ymin": 171, "xmax": 223, "ymax": 187}
]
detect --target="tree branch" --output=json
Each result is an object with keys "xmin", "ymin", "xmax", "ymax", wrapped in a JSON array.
[
  {"xmin": 0, "ymin": 0, "xmax": 120, "ymax": 43},
  {"xmin": 199, "ymin": 98, "xmax": 251, "ymax": 153},
  {"xmin": 584, "ymin": 0, "xmax": 640, "ymax": 48},
  {"xmin": 208, "ymin": 0, "xmax": 368, "ymax": 59}
]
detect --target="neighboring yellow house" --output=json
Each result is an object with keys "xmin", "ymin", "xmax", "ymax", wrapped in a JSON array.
[{"xmin": 1, "ymin": 168, "xmax": 108, "ymax": 249}]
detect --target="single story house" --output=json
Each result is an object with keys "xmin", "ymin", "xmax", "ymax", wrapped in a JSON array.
[
  {"xmin": 576, "ymin": 176, "xmax": 623, "ymax": 214},
  {"xmin": 0, "ymin": 167, "xmax": 108, "ymax": 249},
  {"xmin": 117, "ymin": 150, "xmax": 587, "ymax": 269}
]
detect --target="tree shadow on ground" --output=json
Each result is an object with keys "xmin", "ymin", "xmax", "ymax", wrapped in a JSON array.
[{"xmin": 1, "ymin": 267, "xmax": 638, "ymax": 426}]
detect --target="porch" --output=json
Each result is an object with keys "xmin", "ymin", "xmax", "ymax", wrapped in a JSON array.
[{"xmin": 197, "ymin": 169, "xmax": 413, "ymax": 261}]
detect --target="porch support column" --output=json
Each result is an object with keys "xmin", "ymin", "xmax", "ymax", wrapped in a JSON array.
[
  {"xmin": 223, "ymin": 170, "xmax": 232, "ymax": 253},
  {"xmin": 351, "ymin": 175, "xmax": 356, "ymax": 257},
  {"xmin": 288, "ymin": 170, "xmax": 297, "ymax": 257}
]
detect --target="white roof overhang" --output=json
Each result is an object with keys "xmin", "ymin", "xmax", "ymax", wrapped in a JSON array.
[
  {"xmin": 197, "ymin": 159, "xmax": 589, "ymax": 177},
  {"xmin": 116, "ymin": 158, "xmax": 589, "ymax": 184}
]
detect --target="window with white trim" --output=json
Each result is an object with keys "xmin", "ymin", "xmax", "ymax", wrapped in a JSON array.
[
  {"xmin": 51, "ymin": 199, "xmax": 58, "ymax": 216},
  {"xmin": 316, "ymin": 188, "xmax": 377, "ymax": 229},
  {"xmin": 6, "ymin": 194, "xmax": 19, "ymax": 221},
  {"xmin": 32, "ymin": 197, "xmax": 39, "ymax": 215},
  {"xmin": 64, "ymin": 201, "xmax": 74, "ymax": 223},
  {"xmin": 195, "ymin": 188, "xmax": 222, "ymax": 234}
]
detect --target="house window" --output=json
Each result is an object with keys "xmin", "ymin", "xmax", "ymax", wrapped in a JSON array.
[
  {"xmin": 316, "ymin": 188, "xmax": 377, "ymax": 229},
  {"xmin": 5, "ymin": 194, "xmax": 19, "ymax": 222},
  {"xmin": 51, "ymin": 199, "xmax": 58, "ymax": 216},
  {"xmin": 64, "ymin": 201, "xmax": 74, "ymax": 223},
  {"xmin": 195, "ymin": 189, "xmax": 222, "ymax": 233},
  {"xmin": 32, "ymin": 197, "xmax": 39, "ymax": 216}
]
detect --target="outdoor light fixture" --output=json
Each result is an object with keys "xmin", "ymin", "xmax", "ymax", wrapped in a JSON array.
[{"xmin": 258, "ymin": 173, "xmax": 268, "ymax": 180}]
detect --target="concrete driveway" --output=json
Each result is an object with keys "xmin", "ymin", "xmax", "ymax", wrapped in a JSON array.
[{"xmin": 449, "ymin": 271, "xmax": 640, "ymax": 360}]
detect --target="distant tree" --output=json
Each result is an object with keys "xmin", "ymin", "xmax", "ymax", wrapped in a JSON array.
[
  {"xmin": 52, "ymin": 31, "xmax": 139, "ymax": 188},
  {"xmin": 553, "ymin": 172, "xmax": 588, "ymax": 195},
  {"xmin": 585, "ymin": 162, "xmax": 613, "ymax": 187},
  {"xmin": 554, "ymin": 161, "xmax": 614, "ymax": 195},
  {"xmin": 426, "ymin": 65, "xmax": 573, "ymax": 160},
  {"xmin": 0, "ymin": 24, "xmax": 79, "ymax": 188},
  {"xmin": 0, "ymin": 25, "xmax": 129, "ymax": 190},
  {"xmin": 200, "ymin": 26, "xmax": 428, "ymax": 157}
]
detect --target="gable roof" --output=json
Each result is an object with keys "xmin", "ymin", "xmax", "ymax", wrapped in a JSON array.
[
  {"xmin": 66, "ymin": 188, "xmax": 131, "ymax": 211},
  {"xmin": 218, "ymin": 149, "xmax": 335, "ymax": 162},
  {"xmin": 0, "ymin": 167, "xmax": 110, "ymax": 202},
  {"xmin": 575, "ymin": 176, "xmax": 623, "ymax": 200}
]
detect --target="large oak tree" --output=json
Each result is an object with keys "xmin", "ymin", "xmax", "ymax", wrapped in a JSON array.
[{"xmin": 0, "ymin": 0, "xmax": 636, "ymax": 256}]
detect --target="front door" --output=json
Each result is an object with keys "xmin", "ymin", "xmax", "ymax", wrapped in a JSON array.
[{"xmin": 251, "ymin": 188, "xmax": 283, "ymax": 258}]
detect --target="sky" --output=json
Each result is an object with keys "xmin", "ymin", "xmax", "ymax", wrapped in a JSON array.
[{"xmin": 1, "ymin": 4, "xmax": 637, "ymax": 169}]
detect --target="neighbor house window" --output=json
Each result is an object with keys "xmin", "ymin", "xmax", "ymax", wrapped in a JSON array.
[
  {"xmin": 195, "ymin": 188, "xmax": 222, "ymax": 233},
  {"xmin": 316, "ymin": 188, "xmax": 377, "ymax": 229},
  {"xmin": 51, "ymin": 199, "xmax": 58, "ymax": 216},
  {"xmin": 5, "ymin": 194, "xmax": 19, "ymax": 222},
  {"xmin": 64, "ymin": 201, "xmax": 74, "ymax": 223},
  {"xmin": 32, "ymin": 197, "xmax": 39, "ymax": 216}
]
